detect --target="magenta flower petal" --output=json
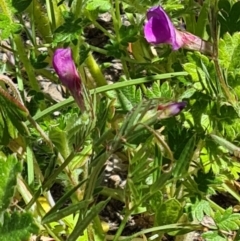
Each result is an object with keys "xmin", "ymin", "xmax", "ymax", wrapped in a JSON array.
[
  {"xmin": 144, "ymin": 6, "xmax": 213, "ymax": 54},
  {"xmin": 144, "ymin": 6, "xmax": 183, "ymax": 50},
  {"xmin": 53, "ymin": 48, "xmax": 84, "ymax": 111},
  {"xmin": 157, "ymin": 101, "xmax": 187, "ymax": 118}
]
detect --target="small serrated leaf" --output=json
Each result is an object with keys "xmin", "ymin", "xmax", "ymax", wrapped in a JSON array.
[
  {"xmin": 0, "ymin": 212, "xmax": 39, "ymax": 241},
  {"xmin": 0, "ymin": 155, "xmax": 21, "ymax": 212},
  {"xmin": 85, "ymin": 0, "xmax": 111, "ymax": 12},
  {"xmin": 214, "ymin": 207, "xmax": 240, "ymax": 231},
  {"xmin": 152, "ymin": 82, "xmax": 161, "ymax": 97},
  {"xmin": 183, "ymin": 63, "xmax": 199, "ymax": 81},
  {"xmin": 193, "ymin": 200, "xmax": 212, "ymax": 221}
]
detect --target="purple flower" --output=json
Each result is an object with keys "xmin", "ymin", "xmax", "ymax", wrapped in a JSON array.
[
  {"xmin": 157, "ymin": 101, "xmax": 187, "ymax": 118},
  {"xmin": 53, "ymin": 48, "xmax": 85, "ymax": 111},
  {"xmin": 144, "ymin": 6, "xmax": 212, "ymax": 54},
  {"xmin": 144, "ymin": 6, "xmax": 182, "ymax": 50}
]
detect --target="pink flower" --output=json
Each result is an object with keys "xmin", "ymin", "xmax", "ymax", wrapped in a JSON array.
[
  {"xmin": 53, "ymin": 48, "xmax": 85, "ymax": 111},
  {"xmin": 144, "ymin": 6, "xmax": 212, "ymax": 54}
]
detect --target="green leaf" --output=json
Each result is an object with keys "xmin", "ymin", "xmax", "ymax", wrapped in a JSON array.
[
  {"xmin": 202, "ymin": 231, "xmax": 227, "ymax": 241},
  {"xmin": 0, "ymin": 212, "xmax": 39, "ymax": 241},
  {"xmin": 85, "ymin": 0, "xmax": 111, "ymax": 12},
  {"xmin": 214, "ymin": 208, "xmax": 240, "ymax": 231},
  {"xmin": 196, "ymin": 0, "xmax": 210, "ymax": 38},
  {"xmin": 155, "ymin": 199, "xmax": 182, "ymax": 226},
  {"xmin": 42, "ymin": 200, "xmax": 92, "ymax": 224},
  {"xmin": 229, "ymin": 1, "xmax": 240, "ymax": 26},
  {"xmin": 192, "ymin": 200, "xmax": 212, "ymax": 221},
  {"xmin": 210, "ymin": 134, "xmax": 240, "ymax": 157},
  {"xmin": 160, "ymin": 81, "xmax": 172, "ymax": 98},
  {"xmin": 152, "ymin": 81, "xmax": 161, "ymax": 97},
  {"xmin": 49, "ymin": 127, "xmax": 71, "ymax": 159},
  {"xmin": 218, "ymin": 0, "xmax": 231, "ymax": 13},
  {"xmin": 53, "ymin": 13, "xmax": 82, "ymax": 45},
  {"xmin": 219, "ymin": 32, "xmax": 240, "ymax": 73},
  {"xmin": 116, "ymin": 90, "xmax": 133, "ymax": 111},
  {"xmin": 68, "ymin": 198, "xmax": 110, "ymax": 241},
  {"xmin": 0, "ymin": 14, "xmax": 22, "ymax": 40},
  {"xmin": 11, "ymin": 0, "xmax": 32, "ymax": 13},
  {"xmin": 0, "ymin": 155, "xmax": 21, "ymax": 212},
  {"xmin": 183, "ymin": 63, "xmax": 199, "ymax": 81},
  {"xmin": 119, "ymin": 25, "xmax": 138, "ymax": 45},
  {"xmin": 173, "ymin": 135, "xmax": 195, "ymax": 178}
]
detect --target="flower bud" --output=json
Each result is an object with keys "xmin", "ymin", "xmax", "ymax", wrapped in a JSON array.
[
  {"xmin": 53, "ymin": 48, "xmax": 85, "ymax": 111},
  {"xmin": 157, "ymin": 101, "xmax": 187, "ymax": 118}
]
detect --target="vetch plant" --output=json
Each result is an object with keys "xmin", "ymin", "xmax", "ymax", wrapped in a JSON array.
[
  {"xmin": 144, "ymin": 6, "xmax": 212, "ymax": 54},
  {"xmin": 1, "ymin": 0, "xmax": 240, "ymax": 241}
]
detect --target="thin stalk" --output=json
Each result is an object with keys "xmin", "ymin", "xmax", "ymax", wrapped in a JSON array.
[
  {"xmin": 84, "ymin": 53, "xmax": 107, "ymax": 86},
  {"xmin": 92, "ymin": 20, "xmax": 115, "ymax": 39},
  {"xmin": 113, "ymin": 193, "xmax": 153, "ymax": 241},
  {"xmin": 72, "ymin": 0, "xmax": 83, "ymax": 19},
  {"xmin": 89, "ymin": 45, "xmax": 108, "ymax": 55},
  {"xmin": 27, "ymin": 72, "xmax": 188, "ymax": 123},
  {"xmin": 115, "ymin": 0, "xmax": 121, "ymax": 30},
  {"xmin": 210, "ymin": 4, "xmax": 235, "ymax": 105},
  {"xmin": 46, "ymin": 0, "xmax": 56, "ymax": 31},
  {"xmin": 27, "ymin": 0, "xmax": 52, "ymax": 43},
  {"xmin": 13, "ymin": 34, "xmax": 40, "ymax": 91}
]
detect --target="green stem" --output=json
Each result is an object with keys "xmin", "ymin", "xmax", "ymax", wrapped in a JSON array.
[
  {"xmin": 72, "ymin": 0, "xmax": 83, "ymax": 19},
  {"xmin": 92, "ymin": 20, "xmax": 115, "ymax": 39},
  {"xmin": 46, "ymin": 0, "xmax": 56, "ymax": 31},
  {"xmin": 210, "ymin": 4, "xmax": 236, "ymax": 105},
  {"xmin": 27, "ymin": 0, "xmax": 52, "ymax": 43},
  {"xmin": 85, "ymin": 52, "xmax": 107, "ymax": 86},
  {"xmin": 113, "ymin": 211, "xmax": 132, "ymax": 241},
  {"xmin": 26, "ymin": 72, "xmax": 188, "ymax": 123},
  {"xmin": 13, "ymin": 35, "xmax": 40, "ymax": 91},
  {"xmin": 89, "ymin": 45, "xmax": 108, "ymax": 55}
]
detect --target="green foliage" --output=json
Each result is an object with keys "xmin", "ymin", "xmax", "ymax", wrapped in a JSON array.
[
  {"xmin": 215, "ymin": 207, "xmax": 240, "ymax": 231},
  {"xmin": 218, "ymin": 0, "xmax": 240, "ymax": 36},
  {"xmin": 155, "ymin": 199, "xmax": 182, "ymax": 226},
  {"xmin": 192, "ymin": 199, "xmax": 212, "ymax": 222},
  {"xmin": 219, "ymin": 32, "xmax": 240, "ymax": 74},
  {"xmin": 0, "ymin": 14, "xmax": 22, "ymax": 40},
  {"xmin": 85, "ymin": 0, "xmax": 111, "ymax": 13},
  {"xmin": 53, "ymin": 12, "xmax": 83, "ymax": 46},
  {"xmin": 0, "ymin": 212, "xmax": 39, "ymax": 241},
  {"xmin": 1, "ymin": 0, "xmax": 240, "ymax": 240},
  {"xmin": 0, "ymin": 155, "xmax": 21, "ymax": 213}
]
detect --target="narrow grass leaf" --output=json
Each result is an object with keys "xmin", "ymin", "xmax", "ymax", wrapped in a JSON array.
[
  {"xmin": 67, "ymin": 198, "xmax": 110, "ymax": 241},
  {"xmin": 42, "ymin": 199, "xmax": 92, "ymax": 224},
  {"xmin": 173, "ymin": 135, "xmax": 196, "ymax": 178}
]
